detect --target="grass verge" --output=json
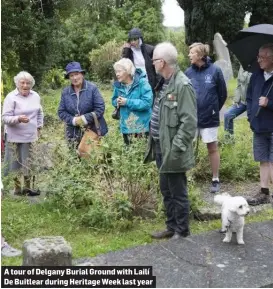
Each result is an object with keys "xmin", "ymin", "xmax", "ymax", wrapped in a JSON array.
[{"xmin": 2, "ymin": 195, "xmax": 272, "ymax": 266}]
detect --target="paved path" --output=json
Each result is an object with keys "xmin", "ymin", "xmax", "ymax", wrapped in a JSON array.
[{"xmin": 75, "ymin": 221, "xmax": 273, "ymax": 288}]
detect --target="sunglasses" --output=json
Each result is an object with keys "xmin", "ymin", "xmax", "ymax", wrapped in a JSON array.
[{"xmin": 130, "ymin": 38, "xmax": 139, "ymax": 41}]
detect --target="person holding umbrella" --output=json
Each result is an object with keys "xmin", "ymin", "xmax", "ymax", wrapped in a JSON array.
[{"xmin": 246, "ymin": 43, "xmax": 273, "ymax": 206}]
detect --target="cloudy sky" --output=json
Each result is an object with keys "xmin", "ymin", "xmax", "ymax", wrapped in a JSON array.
[{"xmin": 162, "ymin": 0, "xmax": 184, "ymax": 27}]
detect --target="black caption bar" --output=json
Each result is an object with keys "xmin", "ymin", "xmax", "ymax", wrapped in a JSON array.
[{"xmin": 1, "ymin": 266, "xmax": 156, "ymax": 288}]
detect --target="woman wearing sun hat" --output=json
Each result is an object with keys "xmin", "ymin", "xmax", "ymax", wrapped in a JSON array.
[{"xmin": 58, "ymin": 62, "xmax": 108, "ymax": 147}]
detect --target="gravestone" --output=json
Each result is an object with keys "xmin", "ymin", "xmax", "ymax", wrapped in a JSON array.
[
  {"xmin": 22, "ymin": 236, "xmax": 72, "ymax": 266},
  {"xmin": 213, "ymin": 32, "xmax": 234, "ymax": 86}
]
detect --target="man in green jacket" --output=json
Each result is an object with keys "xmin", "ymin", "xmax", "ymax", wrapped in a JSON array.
[{"xmin": 144, "ymin": 42, "xmax": 197, "ymax": 240}]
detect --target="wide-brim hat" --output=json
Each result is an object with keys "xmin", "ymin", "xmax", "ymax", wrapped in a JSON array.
[{"xmin": 65, "ymin": 61, "xmax": 85, "ymax": 79}]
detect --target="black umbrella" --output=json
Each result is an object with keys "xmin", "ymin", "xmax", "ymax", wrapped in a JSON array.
[{"xmin": 227, "ymin": 24, "xmax": 273, "ymax": 72}]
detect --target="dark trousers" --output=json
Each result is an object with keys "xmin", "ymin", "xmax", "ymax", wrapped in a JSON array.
[
  {"xmin": 154, "ymin": 139, "xmax": 190, "ymax": 235},
  {"xmin": 123, "ymin": 132, "xmax": 149, "ymax": 145}
]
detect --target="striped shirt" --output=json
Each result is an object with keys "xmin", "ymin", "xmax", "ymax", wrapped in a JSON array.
[{"xmin": 150, "ymin": 80, "xmax": 169, "ymax": 139}]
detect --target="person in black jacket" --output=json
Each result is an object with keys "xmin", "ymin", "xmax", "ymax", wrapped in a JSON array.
[
  {"xmin": 246, "ymin": 43, "xmax": 273, "ymax": 206},
  {"xmin": 122, "ymin": 28, "xmax": 157, "ymax": 92}
]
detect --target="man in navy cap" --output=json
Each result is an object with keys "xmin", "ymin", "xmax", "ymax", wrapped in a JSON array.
[{"xmin": 122, "ymin": 28, "xmax": 157, "ymax": 92}]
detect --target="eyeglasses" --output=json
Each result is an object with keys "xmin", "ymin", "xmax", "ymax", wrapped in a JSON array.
[
  {"xmin": 257, "ymin": 54, "xmax": 273, "ymax": 60},
  {"xmin": 152, "ymin": 58, "xmax": 162, "ymax": 64}
]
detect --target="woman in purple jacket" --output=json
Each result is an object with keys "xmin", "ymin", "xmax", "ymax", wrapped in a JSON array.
[{"xmin": 2, "ymin": 71, "xmax": 44, "ymax": 196}]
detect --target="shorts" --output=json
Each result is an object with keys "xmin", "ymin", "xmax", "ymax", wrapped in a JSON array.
[
  {"xmin": 196, "ymin": 127, "xmax": 219, "ymax": 144},
  {"xmin": 253, "ymin": 132, "xmax": 273, "ymax": 162}
]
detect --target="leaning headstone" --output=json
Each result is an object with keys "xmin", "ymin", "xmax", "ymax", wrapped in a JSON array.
[
  {"xmin": 22, "ymin": 236, "xmax": 72, "ymax": 266},
  {"xmin": 213, "ymin": 32, "xmax": 234, "ymax": 86}
]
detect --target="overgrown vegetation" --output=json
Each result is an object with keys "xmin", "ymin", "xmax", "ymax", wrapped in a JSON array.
[
  {"xmin": 2, "ymin": 81, "xmax": 262, "ymax": 233},
  {"xmin": 2, "ymin": 0, "xmax": 272, "ymax": 266},
  {"xmin": 2, "ymin": 79, "xmax": 271, "ymax": 266}
]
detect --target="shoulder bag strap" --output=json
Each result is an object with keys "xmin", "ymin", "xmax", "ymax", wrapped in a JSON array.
[{"xmin": 91, "ymin": 112, "xmax": 101, "ymax": 137}]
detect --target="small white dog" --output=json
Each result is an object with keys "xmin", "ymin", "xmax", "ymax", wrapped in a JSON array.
[{"xmin": 214, "ymin": 193, "xmax": 250, "ymax": 245}]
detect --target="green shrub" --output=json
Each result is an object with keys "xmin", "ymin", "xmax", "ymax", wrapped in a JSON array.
[
  {"xmin": 40, "ymin": 68, "xmax": 68, "ymax": 91},
  {"xmin": 1, "ymin": 71, "xmax": 15, "ymax": 98},
  {"xmin": 89, "ymin": 40, "xmax": 122, "ymax": 83},
  {"xmin": 165, "ymin": 28, "xmax": 190, "ymax": 71},
  {"xmin": 32, "ymin": 125, "xmax": 160, "ymax": 230}
]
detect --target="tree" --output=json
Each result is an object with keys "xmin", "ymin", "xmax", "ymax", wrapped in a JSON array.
[
  {"xmin": 177, "ymin": 0, "xmax": 273, "ymax": 49},
  {"xmin": 1, "ymin": 0, "xmax": 62, "ymax": 83},
  {"xmin": 114, "ymin": 0, "xmax": 164, "ymax": 44},
  {"xmin": 249, "ymin": 0, "xmax": 273, "ymax": 26},
  {"xmin": 177, "ymin": 0, "xmax": 249, "ymax": 46},
  {"xmin": 1, "ymin": 0, "xmax": 164, "ymax": 86}
]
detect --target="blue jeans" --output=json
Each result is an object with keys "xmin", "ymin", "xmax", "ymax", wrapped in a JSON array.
[{"xmin": 224, "ymin": 103, "xmax": 246, "ymax": 134}]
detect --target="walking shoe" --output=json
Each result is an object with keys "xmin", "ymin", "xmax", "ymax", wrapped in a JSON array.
[
  {"xmin": 210, "ymin": 181, "xmax": 220, "ymax": 193},
  {"xmin": 151, "ymin": 229, "xmax": 174, "ymax": 239},
  {"xmin": 1, "ymin": 243, "xmax": 22, "ymax": 257},
  {"xmin": 247, "ymin": 192, "xmax": 270, "ymax": 206},
  {"xmin": 170, "ymin": 231, "xmax": 190, "ymax": 240},
  {"xmin": 22, "ymin": 188, "xmax": 41, "ymax": 196}
]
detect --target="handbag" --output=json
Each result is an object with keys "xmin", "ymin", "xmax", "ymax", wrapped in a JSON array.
[
  {"xmin": 112, "ymin": 106, "xmax": 120, "ymax": 120},
  {"xmin": 77, "ymin": 112, "xmax": 101, "ymax": 158}
]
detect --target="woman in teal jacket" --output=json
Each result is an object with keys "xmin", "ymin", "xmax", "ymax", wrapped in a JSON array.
[{"xmin": 112, "ymin": 58, "xmax": 153, "ymax": 145}]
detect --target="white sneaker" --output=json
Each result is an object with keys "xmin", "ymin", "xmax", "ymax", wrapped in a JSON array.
[{"xmin": 1, "ymin": 243, "xmax": 22, "ymax": 257}]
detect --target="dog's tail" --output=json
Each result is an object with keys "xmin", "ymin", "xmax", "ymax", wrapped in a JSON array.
[{"xmin": 214, "ymin": 193, "xmax": 231, "ymax": 205}]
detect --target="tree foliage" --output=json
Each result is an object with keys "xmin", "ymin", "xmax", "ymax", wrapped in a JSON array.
[
  {"xmin": 1, "ymin": 0, "xmax": 164, "ymax": 86},
  {"xmin": 178, "ymin": 0, "xmax": 249, "ymax": 46},
  {"xmin": 178, "ymin": 0, "xmax": 273, "ymax": 47},
  {"xmin": 249, "ymin": 0, "xmax": 273, "ymax": 26}
]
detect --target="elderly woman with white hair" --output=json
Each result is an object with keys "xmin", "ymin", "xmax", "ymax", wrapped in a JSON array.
[
  {"xmin": 2, "ymin": 71, "xmax": 43, "ymax": 196},
  {"xmin": 112, "ymin": 58, "xmax": 153, "ymax": 145}
]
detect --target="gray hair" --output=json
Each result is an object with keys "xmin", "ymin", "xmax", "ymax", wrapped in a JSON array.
[
  {"xmin": 259, "ymin": 43, "xmax": 273, "ymax": 56},
  {"xmin": 14, "ymin": 71, "xmax": 35, "ymax": 89},
  {"xmin": 113, "ymin": 58, "xmax": 136, "ymax": 76},
  {"xmin": 154, "ymin": 42, "xmax": 178, "ymax": 68}
]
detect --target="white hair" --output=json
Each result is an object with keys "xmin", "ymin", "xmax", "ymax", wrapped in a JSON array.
[
  {"xmin": 154, "ymin": 42, "xmax": 178, "ymax": 68},
  {"xmin": 113, "ymin": 58, "xmax": 136, "ymax": 77},
  {"xmin": 260, "ymin": 43, "xmax": 273, "ymax": 56},
  {"xmin": 14, "ymin": 71, "xmax": 35, "ymax": 88}
]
